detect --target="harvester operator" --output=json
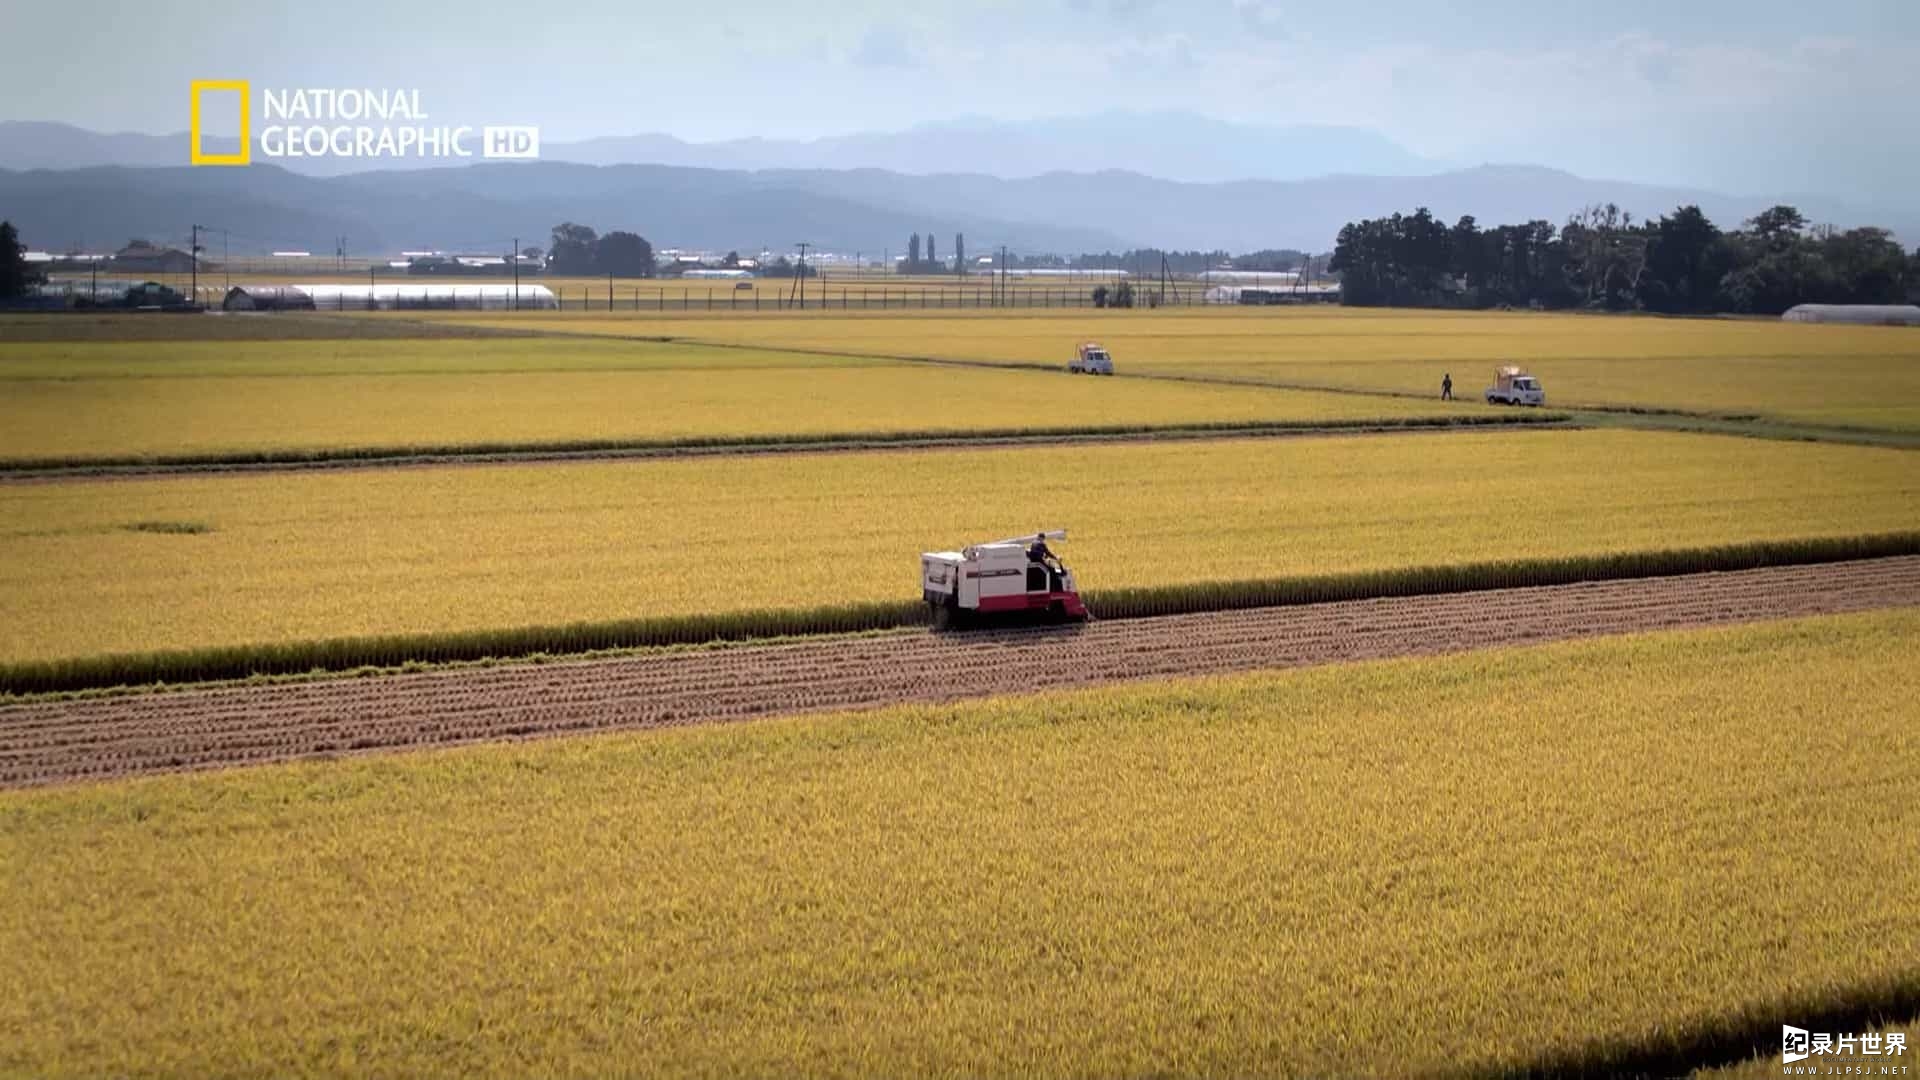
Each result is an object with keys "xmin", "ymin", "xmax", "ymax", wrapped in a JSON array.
[{"xmin": 1028, "ymin": 534, "xmax": 1054, "ymax": 564}]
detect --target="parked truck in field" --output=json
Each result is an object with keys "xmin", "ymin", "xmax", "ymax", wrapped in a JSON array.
[
  {"xmin": 1485, "ymin": 366, "xmax": 1545, "ymax": 406},
  {"xmin": 922, "ymin": 530, "xmax": 1089, "ymax": 628},
  {"xmin": 1069, "ymin": 342, "xmax": 1114, "ymax": 375}
]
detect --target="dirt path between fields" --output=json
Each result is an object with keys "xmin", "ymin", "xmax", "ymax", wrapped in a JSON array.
[{"xmin": 4, "ymin": 556, "xmax": 1917, "ymax": 789}]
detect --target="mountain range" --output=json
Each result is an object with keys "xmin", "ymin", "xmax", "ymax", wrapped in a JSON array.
[
  {"xmin": 0, "ymin": 115, "xmax": 1439, "ymax": 183},
  {"xmin": 2, "ymin": 120, "xmax": 1911, "ymax": 255}
]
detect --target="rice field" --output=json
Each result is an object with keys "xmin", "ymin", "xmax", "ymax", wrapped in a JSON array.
[
  {"xmin": 431, "ymin": 307, "xmax": 1920, "ymax": 432},
  {"xmin": 3, "ymin": 428, "xmax": 1915, "ymax": 665},
  {"xmin": 0, "ymin": 337, "xmax": 1460, "ymax": 464},
  {"xmin": 2, "ymin": 610, "xmax": 1914, "ymax": 1078}
]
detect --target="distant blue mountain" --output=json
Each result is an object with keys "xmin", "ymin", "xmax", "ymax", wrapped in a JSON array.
[
  {"xmin": 552, "ymin": 112, "xmax": 1442, "ymax": 182},
  {"xmin": 1, "ymin": 114, "xmax": 1436, "ymax": 183},
  {"xmin": 2, "ymin": 123, "xmax": 1910, "ymax": 254}
]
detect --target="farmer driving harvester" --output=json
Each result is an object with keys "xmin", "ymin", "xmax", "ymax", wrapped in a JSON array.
[
  {"xmin": 1027, "ymin": 533, "xmax": 1054, "ymax": 564},
  {"xmin": 1028, "ymin": 533, "xmax": 1063, "ymax": 590}
]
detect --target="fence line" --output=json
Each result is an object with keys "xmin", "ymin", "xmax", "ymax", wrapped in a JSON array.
[{"xmin": 30, "ymin": 273, "xmax": 1338, "ymax": 313}]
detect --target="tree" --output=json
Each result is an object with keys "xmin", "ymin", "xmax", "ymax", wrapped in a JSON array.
[
  {"xmin": 1561, "ymin": 203, "xmax": 1646, "ymax": 311},
  {"xmin": 927, "ymin": 233, "xmax": 937, "ymax": 265},
  {"xmin": 1820, "ymin": 227, "xmax": 1908, "ymax": 304},
  {"xmin": 1641, "ymin": 205, "xmax": 1721, "ymax": 313},
  {"xmin": 520, "ymin": 245, "xmax": 544, "ymax": 260},
  {"xmin": 1448, "ymin": 215, "xmax": 1487, "ymax": 300},
  {"xmin": 0, "ymin": 221, "xmax": 41, "ymax": 300},
  {"xmin": 595, "ymin": 231, "xmax": 655, "ymax": 278},
  {"xmin": 548, "ymin": 223, "xmax": 599, "ymax": 274},
  {"xmin": 722, "ymin": 250, "xmax": 741, "ymax": 268},
  {"xmin": 1748, "ymin": 205, "xmax": 1808, "ymax": 243},
  {"xmin": 907, "ymin": 233, "xmax": 921, "ymax": 267},
  {"xmin": 954, "ymin": 233, "xmax": 965, "ymax": 275}
]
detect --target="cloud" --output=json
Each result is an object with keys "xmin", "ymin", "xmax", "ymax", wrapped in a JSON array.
[
  {"xmin": 849, "ymin": 25, "xmax": 920, "ymax": 69},
  {"xmin": 1232, "ymin": 0, "xmax": 1294, "ymax": 41},
  {"xmin": 1067, "ymin": 0, "xmax": 1162, "ymax": 17}
]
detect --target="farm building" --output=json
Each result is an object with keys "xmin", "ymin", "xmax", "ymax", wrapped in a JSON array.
[
  {"xmin": 264, "ymin": 284, "xmax": 559, "ymax": 310},
  {"xmin": 109, "ymin": 243, "xmax": 198, "ymax": 274},
  {"xmin": 1781, "ymin": 304, "xmax": 1920, "ymax": 326},
  {"xmin": 222, "ymin": 285, "xmax": 317, "ymax": 311}
]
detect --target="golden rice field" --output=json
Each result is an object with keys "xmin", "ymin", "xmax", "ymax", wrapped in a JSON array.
[
  {"xmin": 3, "ymin": 429, "xmax": 1915, "ymax": 664},
  {"xmin": 0, "ymin": 337, "xmax": 1456, "ymax": 463},
  {"xmin": 431, "ymin": 307, "xmax": 1920, "ymax": 432},
  {"xmin": 3, "ymin": 610, "xmax": 1914, "ymax": 1078}
]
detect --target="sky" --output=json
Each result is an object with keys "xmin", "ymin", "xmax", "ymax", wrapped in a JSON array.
[{"xmin": 6, "ymin": 0, "xmax": 1917, "ymax": 201}]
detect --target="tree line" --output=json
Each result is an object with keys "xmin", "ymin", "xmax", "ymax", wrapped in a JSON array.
[
  {"xmin": 546, "ymin": 222, "xmax": 655, "ymax": 277},
  {"xmin": 1329, "ymin": 204, "xmax": 1919, "ymax": 314}
]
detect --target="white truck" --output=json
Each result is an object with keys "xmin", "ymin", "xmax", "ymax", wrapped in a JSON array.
[
  {"xmin": 921, "ymin": 530, "xmax": 1089, "ymax": 628},
  {"xmin": 1485, "ymin": 366, "xmax": 1546, "ymax": 406},
  {"xmin": 1069, "ymin": 342, "xmax": 1114, "ymax": 375}
]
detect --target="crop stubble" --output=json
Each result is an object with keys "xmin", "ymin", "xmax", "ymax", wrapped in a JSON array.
[{"xmin": 4, "ymin": 555, "xmax": 1915, "ymax": 789}]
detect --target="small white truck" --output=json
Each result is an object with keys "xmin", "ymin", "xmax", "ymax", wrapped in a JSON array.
[
  {"xmin": 1069, "ymin": 342, "xmax": 1114, "ymax": 375},
  {"xmin": 922, "ymin": 530, "xmax": 1089, "ymax": 628},
  {"xmin": 1485, "ymin": 366, "xmax": 1546, "ymax": 406}
]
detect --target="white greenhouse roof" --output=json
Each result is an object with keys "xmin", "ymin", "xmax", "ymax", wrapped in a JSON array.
[{"xmin": 1782, "ymin": 304, "xmax": 1920, "ymax": 325}]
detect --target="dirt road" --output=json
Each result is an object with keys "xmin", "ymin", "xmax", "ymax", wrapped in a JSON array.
[{"xmin": 4, "ymin": 556, "xmax": 1917, "ymax": 789}]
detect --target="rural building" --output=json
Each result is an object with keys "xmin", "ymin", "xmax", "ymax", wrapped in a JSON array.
[
  {"xmin": 109, "ymin": 243, "xmax": 198, "ymax": 274},
  {"xmin": 1781, "ymin": 303, "xmax": 1920, "ymax": 326}
]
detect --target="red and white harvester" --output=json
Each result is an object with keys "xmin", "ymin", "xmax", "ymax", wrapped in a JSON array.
[{"xmin": 921, "ymin": 529, "xmax": 1090, "ymax": 628}]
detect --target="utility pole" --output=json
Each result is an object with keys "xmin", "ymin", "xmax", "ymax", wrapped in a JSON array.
[
  {"xmin": 792, "ymin": 241, "xmax": 811, "ymax": 309},
  {"xmin": 190, "ymin": 223, "xmax": 200, "ymax": 306},
  {"xmin": 512, "ymin": 235, "xmax": 520, "ymax": 311}
]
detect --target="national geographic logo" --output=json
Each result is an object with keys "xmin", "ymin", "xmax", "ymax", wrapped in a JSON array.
[
  {"xmin": 189, "ymin": 80, "xmax": 251, "ymax": 166},
  {"xmin": 189, "ymin": 81, "xmax": 538, "ymax": 165}
]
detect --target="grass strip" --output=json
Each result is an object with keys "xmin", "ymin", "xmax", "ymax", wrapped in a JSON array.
[
  {"xmin": 0, "ymin": 412, "xmax": 1564, "ymax": 474},
  {"xmin": 3, "ymin": 531, "xmax": 1915, "ymax": 696}
]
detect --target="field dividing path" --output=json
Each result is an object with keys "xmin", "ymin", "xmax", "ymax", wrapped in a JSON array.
[{"xmin": 5, "ymin": 556, "xmax": 1919, "ymax": 789}]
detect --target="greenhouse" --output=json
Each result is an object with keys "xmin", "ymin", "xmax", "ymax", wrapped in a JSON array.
[
  {"xmin": 280, "ymin": 284, "xmax": 559, "ymax": 311},
  {"xmin": 1781, "ymin": 303, "xmax": 1920, "ymax": 326}
]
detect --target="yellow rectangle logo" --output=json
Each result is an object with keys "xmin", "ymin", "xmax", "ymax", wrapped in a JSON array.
[{"xmin": 189, "ymin": 80, "xmax": 250, "ymax": 166}]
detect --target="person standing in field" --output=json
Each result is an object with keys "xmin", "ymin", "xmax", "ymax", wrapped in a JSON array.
[{"xmin": 1441, "ymin": 372, "xmax": 1453, "ymax": 400}]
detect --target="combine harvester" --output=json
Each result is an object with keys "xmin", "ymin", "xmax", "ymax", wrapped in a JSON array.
[{"xmin": 921, "ymin": 530, "xmax": 1090, "ymax": 629}]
